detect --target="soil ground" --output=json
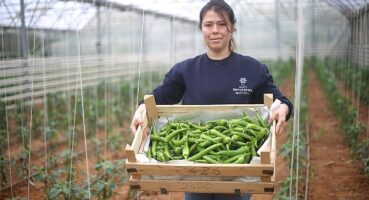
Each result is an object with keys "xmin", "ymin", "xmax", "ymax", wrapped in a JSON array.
[{"xmin": 307, "ymin": 68, "xmax": 369, "ymax": 200}]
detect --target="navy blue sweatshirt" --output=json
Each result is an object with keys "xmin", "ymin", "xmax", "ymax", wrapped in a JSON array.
[{"xmin": 152, "ymin": 52, "xmax": 293, "ymax": 120}]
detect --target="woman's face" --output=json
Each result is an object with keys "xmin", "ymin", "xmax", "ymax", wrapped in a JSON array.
[{"xmin": 201, "ymin": 9, "xmax": 233, "ymax": 55}]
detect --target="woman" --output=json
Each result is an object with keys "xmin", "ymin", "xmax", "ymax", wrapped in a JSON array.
[{"xmin": 130, "ymin": 0, "xmax": 293, "ymax": 199}]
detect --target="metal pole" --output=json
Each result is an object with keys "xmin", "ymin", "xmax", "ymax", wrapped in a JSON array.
[
  {"xmin": 20, "ymin": 0, "xmax": 28, "ymax": 59},
  {"xmin": 20, "ymin": 0, "xmax": 30, "ymax": 101},
  {"xmin": 311, "ymin": 0, "xmax": 316, "ymax": 60},
  {"xmin": 96, "ymin": 3, "xmax": 102, "ymax": 54},
  {"xmin": 171, "ymin": 15, "xmax": 176, "ymax": 66},
  {"xmin": 275, "ymin": 0, "xmax": 281, "ymax": 60}
]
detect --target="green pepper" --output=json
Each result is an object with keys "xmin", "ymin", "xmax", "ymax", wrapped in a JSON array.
[
  {"xmin": 232, "ymin": 132, "xmax": 253, "ymax": 141},
  {"xmin": 156, "ymin": 151, "xmax": 165, "ymax": 162},
  {"xmin": 256, "ymin": 111, "xmax": 267, "ymax": 128},
  {"xmin": 199, "ymin": 140, "xmax": 212, "ymax": 148},
  {"xmin": 250, "ymin": 138, "xmax": 257, "ymax": 157},
  {"xmin": 150, "ymin": 135, "xmax": 166, "ymax": 143},
  {"xmin": 174, "ymin": 146, "xmax": 182, "ymax": 154},
  {"xmin": 203, "ymin": 155, "xmax": 220, "ymax": 164},
  {"xmin": 172, "ymin": 155, "xmax": 184, "ymax": 160},
  {"xmin": 189, "ymin": 122, "xmax": 207, "ymax": 131},
  {"xmin": 230, "ymin": 119, "xmax": 248, "ymax": 127},
  {"xmin": 256, "ymin": 128, "xmax": 269, "ymax": 141},
  {"xmin": 147, "ymin": 148, "xmax": 152, "ymax": 159},
  {"xmin": 151, "ymin": 141, "xmax": 157, "ymax": 157},
  {"xmin": 221, "ymin": 130, "xmax": 231, "ymax": 135},
  {"xmin": 176, "ymin": 133, "xmax": 189, "ymax": 146},
  {"xmin": 247, "ymin": 123, "xmax": 263, "ymax": 132},
  {"xmin": 213, "ymin": 125, "xmax": 227, "ymax": 132},
  {"xmin": 200, "ymin": 134, "xmax": 221, "ymax": 144},
  {"xmin": 189, "ymin": 143, "xmax": 198, "ymax": 155},
  {"xmin": 165, "ymin": 128, "xmax": 187, "ymax": 143},
  {"xmin": 233, "ymin": 154, "xmax": 246, "ymax": 164},
  {"xmin": 232, "ymin": 127, "xmax": 246, "ymax": 133},
  {"xmin": 210, "ymin": 129, "xmax": 231, "ymax": 144},
  {"xmin": 215, "ymin": 119, "xmax": 228, "ymax": 127},
  {"xmin": 194, "ymin": 159, "xmax": 208, "ymax": 163},
  {"xmin": 214, "ymin": 146, "xmax": 250, "ymax": 157},
  {"xmin": 164, "ymin": 144, "xmax": 171, "ymax": 160},
  {"xmin": 158, "ymin": 130, "xmax": 169, "ymax": 137},
  {"xmin": 188, "ymin": 143, "xmax": 222, "ymax": 161},
  {"xmin": 182, "ymin": 141, "xmax": 189, "ymax": 159},
  {"xmin": 224, "ymin": 153, "xmax": 244, "ymax": 164}
]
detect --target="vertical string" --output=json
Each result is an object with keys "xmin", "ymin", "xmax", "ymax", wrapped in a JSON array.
[
  {"xmin": 77, "ymin": 2, "xmax": 91, "ymax": 198},
  {"xmin": 42, "ymin": 30, "xmax": 48, "ymax": 170},
  {"xmin": 2, "ymin": 27, "xmax": 14, "ymax": 199},
  {"xmin": 129, "ymin": 7, "xmax": 135, "ymax": 117},
  {"xmin": 135, "ymin": 8, "xmax": 146, "ymax": 200},
  {"xmin": 355, "ymin": 10, "xmax": 360, "ymax": 121},
  {"xmin": 291, "ymin": 0, "xmax": 305, "ymax": 198},
  {"xmin": 68, "ymin": 72, "xmax": 79, "ymax": 199},
  {"xmin": 171, "ymin": 15, "xmax": 176, "ymax": 67},
  {"xmin": 76, "ymin": 28, "xmax": 91, "ymax": 199},
  {"xmin": 364, "ymin": 4, "xmax": 369, "ymax": 148},
  {"xmin": 289, "ymin": 1, "xmax": 297, "ymax": 198},
  {"xmin": 129, "ymin": 7, "xmax": 134, "ymax": 119},
  {"xmin": 105, "ymin": 2, "xmax": 113, "ymax": 161},
  {"xmin": 296, "ymin": 0, "xmax": 304, "ymax": 197},
  {"xmin": 104, "ymin": 2, "xmax": 109, "ymax": 162},
  {"xmin": 27, "ymin": 27, "xmax": 36, "ymax": 200},
  {"xmin": 136, "ymin": 10, "xmax": 145, "ymax": 107},
  {"xmin": 68, "ymin": 28, "xmax": 79, "ymax": 197}
]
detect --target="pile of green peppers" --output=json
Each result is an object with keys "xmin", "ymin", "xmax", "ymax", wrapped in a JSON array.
[{"xmin": 147, "ymin": 112, "xmax": 270, "ymax": 164}]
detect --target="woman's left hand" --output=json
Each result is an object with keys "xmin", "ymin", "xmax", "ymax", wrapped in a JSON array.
[{"xmin": 269, "ymin": 104, "xmax": 289, "ymax": 135}]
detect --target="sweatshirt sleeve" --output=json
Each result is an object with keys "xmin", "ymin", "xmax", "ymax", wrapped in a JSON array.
[
  {"xmin": 152, "ymin": 64, "xmax": 186, "ymax": 105},
  {"xmin": 253, "ymin": 64, "xmax": 293, "ymax": 121}
]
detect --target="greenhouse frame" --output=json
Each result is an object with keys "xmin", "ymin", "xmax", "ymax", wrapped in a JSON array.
[{"xmin": 1, "ymin": 0, "xmax": 369, "ymax": 199}]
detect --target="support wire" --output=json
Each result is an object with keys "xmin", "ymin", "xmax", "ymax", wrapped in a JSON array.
[
  {"xmin": 290, "ymin": 0, "xmax": 305, "ymax": 199},
  {"xmin": 42, "ymin": 30, "xmax": 48, "ymax": 171},
  {"xmin": 2, "ymin": 26, "xmax": 14, "ymax": 199},
  {"xmin": 76, "ymin": 29, "xmax": 92, "ymax": 200},
  {"xmin": 135, "ymin": 10, "xmax": 145, "ymax": 107},
  {"xmin": 27, "ymin": 27, "xmax": 36, "ymax": 200}
]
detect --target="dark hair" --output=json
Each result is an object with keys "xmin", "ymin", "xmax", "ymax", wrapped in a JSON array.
[{"xmin": 199, "ymin": 0, "xmax": 237, "ymax": 52}]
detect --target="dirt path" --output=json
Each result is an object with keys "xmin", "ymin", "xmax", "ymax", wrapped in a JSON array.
[{"xmin": 307, "ymin": 68, "xmax": 369, "ymax": 200}]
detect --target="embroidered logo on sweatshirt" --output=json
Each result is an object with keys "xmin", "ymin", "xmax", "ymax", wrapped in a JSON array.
[
  {"xmin": 233, "ymin": 77, "xmax": 252, "ymax": 95},
  {"xmin": 240, "ymin": 77, "xmax": 247, "ymax": 84}
]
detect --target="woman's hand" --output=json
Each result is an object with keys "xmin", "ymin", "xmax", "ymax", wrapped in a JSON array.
[
  {"xmin": 130, "ymin": 104, "xmax": 146, "ymax": 134},
  {"xmin": 269, "ymin": 104, "xmax": 289, "ymax": 135}
]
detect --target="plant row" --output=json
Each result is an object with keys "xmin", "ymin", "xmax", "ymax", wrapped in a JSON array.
[
  {"xmin": 328, "ymin": 58, "xmax": 369, "ymax": 105},
  {"xmin": 314, "ymin": 58, "xmax": 369, "ymax": 176},
  {"xmin": 0, "ymin": 70, "xmax": 164, "ymax": 199}
]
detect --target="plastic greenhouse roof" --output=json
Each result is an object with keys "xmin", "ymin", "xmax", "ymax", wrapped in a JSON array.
[
  {"xmin": 324, "ymin": 0, "xmax": 368, "ymax": 16},
  {"xmin": 0, "ymin": 0, "xmax": 368, "ymax": 31},
  {"xmin": 108, "ymin": 0, "xmax": 231, "ymax": 21},
  {"xmin": 0, "ymin": 0, "xmax": 96, "ymax": 31}
]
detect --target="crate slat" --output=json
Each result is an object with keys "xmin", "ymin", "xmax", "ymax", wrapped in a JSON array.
[
  {"xmin": 156, "ymin": 104, "xmax": 265, "ymax": 117},
  {"xmin": 126, "ymin": 162, "xmax": 274, "ymax": 177},
  {"xmin": 129, "ymin": 179, "xmax": 274, "ymax": 194}
]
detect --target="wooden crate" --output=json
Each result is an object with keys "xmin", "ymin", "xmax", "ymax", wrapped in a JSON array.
[{"xmin": 125, "ymin": 94, "xmax": 276, "ymax": 194}]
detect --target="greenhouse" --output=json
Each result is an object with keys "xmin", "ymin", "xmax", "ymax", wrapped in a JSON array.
[{"xmin": 0, "ymin": 0, "xmax": 368, "ymax": 199}]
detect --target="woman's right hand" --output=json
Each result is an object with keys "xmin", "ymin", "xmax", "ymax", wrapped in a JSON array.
[{"xmin": 130, "ymin": 104, "xmax": 146, "ymax": 134}]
